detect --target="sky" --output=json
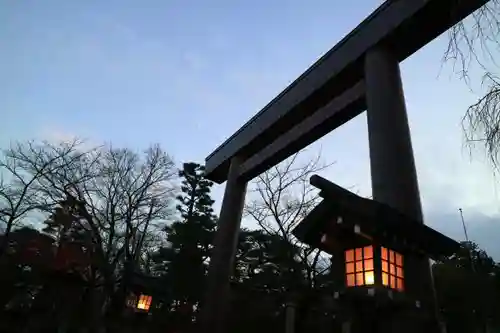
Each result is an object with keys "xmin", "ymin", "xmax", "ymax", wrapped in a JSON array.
[{"xmin": 1, "ymin": 0, "xmax": 499, "ymax": 258}]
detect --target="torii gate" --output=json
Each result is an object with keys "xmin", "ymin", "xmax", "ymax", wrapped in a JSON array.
[{"xmin": 199, "ymin": 0, "xmax": 490, "ymax": 332}]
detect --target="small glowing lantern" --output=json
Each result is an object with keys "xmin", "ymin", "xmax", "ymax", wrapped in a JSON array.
[
  {"xmin": 292, "ymin": 175, "xmax": 460, "ymax": 303},
  {"xmin": 345, "ymin": 245, "xmax": 375, "ymax": 287},
  {"xmin": 344, "ymin": 245, "xmax": 404, "ymax": 291},
  {"xmin": 126, "ymin": 293, "xmax": 153, "ymax": 312},
  {"xmin": 380, "ymin": 246, "xmax": 403, "ymax": 291},
  {"xmin": 137, "ymin": 294, "xmax": 153, "ymax": 311},
  {"xmin": 125, "ymin": 272, "xmax": 165, "ymax": 316}
]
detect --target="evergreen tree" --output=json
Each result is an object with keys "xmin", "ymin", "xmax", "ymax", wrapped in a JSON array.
[
  {"xmin": 153, "ymin": 162, "xmax": 217, "ymax": 327},
  {"xmin": 42, "ymin": 196, "xmax": 85, "ymax": 244},
  {"xmin": 168, "ymin": 162, "xmax": 217, "ymax": 256}
]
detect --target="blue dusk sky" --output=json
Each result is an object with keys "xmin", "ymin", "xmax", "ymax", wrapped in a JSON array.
[{"xmin": 1, "ymin": 0, "xmax": 499, "ymax": 258}]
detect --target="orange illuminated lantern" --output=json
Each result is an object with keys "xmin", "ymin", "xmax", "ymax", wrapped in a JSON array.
[
  {"xmin": 380, "ymin": 246, "xmax": 404, "ymax": 291},
  {"xmin": 126, "ymin": 293, "xmax": 153, "ymax": 312},
  {"xmin": 137, "ymin": 294, "xmax": 153, "ymax": 311},
  {"xmin": 292, "ymin": 175, "xmax": 461, "ymax": 300},
  {"xmin": 345, "ymin": 245, "xmax": 375, "ymax": 288},
  {"xmin": 344, "ymin": 245, "xmax": 404, "ymax": 291}
]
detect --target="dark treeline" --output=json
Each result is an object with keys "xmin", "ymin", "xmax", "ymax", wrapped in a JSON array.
[{"xmin": 0, "ymin": 140, "xmax": 499, "ymax": 333}]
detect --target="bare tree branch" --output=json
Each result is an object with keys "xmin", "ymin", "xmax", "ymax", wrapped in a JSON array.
[
  {"xmin": 0, "ymin": 139, "xmax": 91, "ymax": 251},
  {"xmin": 244, "ymin": 149, "xmax": 334, "ymax": 288},
  {"xmin": 462, "ymin": 73, "xmax": 500, "ymax": 166},
  {"xmin": 1, "ymin": 140, "xmax": 178, "ymax": 294},
  {"xmin": 445, "ymin": 0, "xmax": 500, "ymax": 168}
]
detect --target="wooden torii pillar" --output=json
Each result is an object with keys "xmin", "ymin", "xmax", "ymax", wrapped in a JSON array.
[
  {"xmin": 199, "ymin": 156, "xmax": 248, "ymax": 333},
  {"xmin": 364, "ymin": 45, "xmax": 442, "ymax": 332}
]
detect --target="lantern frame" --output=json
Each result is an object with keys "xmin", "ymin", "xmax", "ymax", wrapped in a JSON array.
[
  {"xmin": 293, "ymin": 175, "xmax": 460, "ymax": 299},
  {"xmin": 126, "ymin": 292, "xmax": 153, "ymax": 312},
  {"xmin": 341, "ymin": 244, "xmax": 404, "ymax": 291},
  {"xmin": 124, "ymin": 272, "xmax": 168, "ymax": 315}
]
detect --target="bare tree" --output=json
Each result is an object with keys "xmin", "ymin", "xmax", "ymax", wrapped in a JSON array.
[
  {"xmin": 33, "ymin": 144, "xmax": 177, "ymax": 282},
  {"xmin": 445, "ymin": 0, "xmax": 500, "ymax": 167},
  {"xmin": 1, "ymin": 140, "xmax": 178, "ymax": 326},
  {"xmin": 244, "ymin": 149, "xmax": 333, "ymax": 288},
  {"xmin": 0, "ymin": 139, "xmax": 92, "ymax": 252}
]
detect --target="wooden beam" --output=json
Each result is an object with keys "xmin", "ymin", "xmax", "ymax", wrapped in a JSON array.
[
  {"xmin": 237, "ymin": 81, "xmax": 365, "ymax": 182},
  {"xmin": 205, "ymin": 0, "xmax": 489, "ymax": 183}
]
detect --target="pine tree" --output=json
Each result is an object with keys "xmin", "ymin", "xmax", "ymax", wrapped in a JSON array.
[
  {"xmin": 42, "ymin": 197, "xmax": 83, "ymax": 244},
  {"xmin": 41, "ymin": 196, "xmax": 93, "ymax": 273},
  {"xmin": 169, "ymin": 162, "xmax": 217, "ymax": 255},
  {"xmin": 154, "ymin": 162, "xmax": 217, "ymax": 324}
]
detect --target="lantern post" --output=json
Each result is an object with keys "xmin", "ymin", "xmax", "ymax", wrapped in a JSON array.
[{"xmin": 292, "ymin": 175, "xmax": 461, "ymax": 333}]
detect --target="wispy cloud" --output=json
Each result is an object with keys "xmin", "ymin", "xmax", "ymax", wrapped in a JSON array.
[{"xmin": 37, "ymin": 127, "xmax": 99, "ymax": 152}]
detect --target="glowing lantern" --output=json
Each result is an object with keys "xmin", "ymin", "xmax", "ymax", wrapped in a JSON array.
[
  {"xmin": 137, "ymin": 294, "xmax": 153, "ymax": 311},
  {"xmin": 345, "ymin": 246, "xmax": 375, "ymax": 287},
  {"xmin": 126, "ymin": 293, "xmax": 153, "ymax": 312},
  {"xmin": 292, "ymin": 175, "xmax": 460, "ymax": 303},
  {"xmin": 344, "ymin": 245, "xmax": 404, "ymax": 291},
  {"xmin": 380, "ymin": 246, "xmax": 404, "ymax": 291}
]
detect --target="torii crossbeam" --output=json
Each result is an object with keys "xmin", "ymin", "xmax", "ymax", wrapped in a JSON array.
[{"xmin": 199, "ymin": 0, "xmax": 490, "ymax": 332}]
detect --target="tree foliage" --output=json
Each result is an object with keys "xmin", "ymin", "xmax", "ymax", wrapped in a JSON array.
[
  {"xmin": 152, "ymin": 162, "xmax": 217, "ymax": 328},
  {"xmin": 434, "ymin": 241, "xmax": 500, "ymax": 332},
  {"xmin": 244, "ymin": 151, "xmax": 333, "ymax": 290},
  {"xmin": 0, "ymin": 140, "xmax": 89, "ymax": 252},
  {"xmin": 0, "ymin": 140, "xmax": 499, "ymax": 332},
  {"xmin": 0, "ymin": 140, "xmax": 178, "ymax": 332}
]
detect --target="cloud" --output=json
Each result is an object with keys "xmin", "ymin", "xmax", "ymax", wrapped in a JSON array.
[
  {"xmin": 37, "ymin": 127, "xmax": 99, "ymax": 152},
  {"xmin": 39, "ymin": 128, "xmax": 80, "ymax": 143},
  {"xmin": 427, "ymin": 210, "xmax": 500, "ymax": 260},
  {"xmin": 414, "ymin": 126, "xmax": 500, "ymax": 217}
]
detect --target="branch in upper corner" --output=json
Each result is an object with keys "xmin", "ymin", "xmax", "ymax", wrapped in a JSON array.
[
  {"xmin": 444, "ymin": 0, "xmax": 500, "ymax": 81},
  {"xmin": 462, "ymin": 73, "xmax": 500, "ymax": 167},
  {"xmin": 445, "ymin": 0, "xmax": 500, "ymax": 169},
  {"xmin": 244, "ymin": 149, "xmax": 333, "ymax": 242}
]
